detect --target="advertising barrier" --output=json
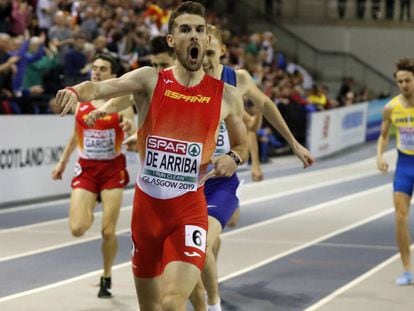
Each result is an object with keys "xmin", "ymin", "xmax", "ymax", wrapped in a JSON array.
[
  {"xmin": 0, "ymin": 115, "xmax": 138, "ymax": 206},
  {"xmin": 307, "ymin": 103, "xmax": 368, "ymax": 158},
  {"xmin": 366, "ymin": 98, "xmax": 389, "ymax": 141}
]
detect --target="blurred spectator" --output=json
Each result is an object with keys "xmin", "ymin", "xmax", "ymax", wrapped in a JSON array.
[
  {"xmin": 93, "ymin": 35, "xmax": 110, "ymax": 55},
  {"xmin": 341, "ymin": 90, "xmax": 356, "ymax": 106},
  {"xmin": 337, "ymin": 77, "xmax": 354, "ymax": 103},
  {"xmin": 307, "ymin": 84, "xmax": 329, "ymax": 110},
  {"xmin": 356, "ymin": 86, "xmax": 370, "ymax": 102},
  {"xmin": 257, "ymin": 126, "xmax": 284, "ymax": 163},
  {"xmin": 63, "ymin": 31, "xmax": 88, "ymax": 86},
  {"xmin": 36, "ymin": 0, "xmax": 56, "ymax": 33},
  {"xmin": 261, "ymin": 31, "xmax": 274, "ymax": 67},
  {"xmin": 22, "ymin": 39, "xmax": 59, "ymax": 96},
  {"xmin": 0, "ymin": 0, "xmax": 12, "ymax": 33},
  {"xmin": 11, "ymin": 35, "xmax": 45, "ymax": 97},
  {"xmin": 10, "ymin": 0, "xmax": 31, "ymax": 36},
  {"xmin": 80, "ymin": 7, "xmax": 98, "ymax": 41},
  {"xmin": 0, "ymin": 33, "xmax": 19, "ymax": 113},
  {"xmin": 286, "ymin": 61, "xmax": 313, "ymax": 90}
]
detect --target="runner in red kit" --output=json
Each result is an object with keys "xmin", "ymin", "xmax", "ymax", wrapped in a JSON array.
[
  {"xmin": 55, "ymin": 2, "xmax": 248, "ymax": 310},
  {"xmin": 52, "ymin": 53, "xmax": 135, "ymax": 298}
]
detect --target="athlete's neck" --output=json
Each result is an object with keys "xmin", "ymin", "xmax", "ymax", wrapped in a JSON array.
[
  {"xmin": 215, "ymin": 64, "xmax": 224, "ymax": 80},
  {"xmin": 401, "ymin": 94, "xmax": 414, "ymax": 107},
  {"xmin": 173, "ymin": 63, "xmax": 204, "ymax": 87}
]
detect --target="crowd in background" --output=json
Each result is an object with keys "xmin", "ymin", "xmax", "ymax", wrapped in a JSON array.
[{"xmin": 0, "ymin": 0, "xmax": 376, "ymax": 160}]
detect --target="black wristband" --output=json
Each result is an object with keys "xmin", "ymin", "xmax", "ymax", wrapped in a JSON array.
[{"xmin": 226, "ymin": 150, "xmax": 241, "ymax": 166}]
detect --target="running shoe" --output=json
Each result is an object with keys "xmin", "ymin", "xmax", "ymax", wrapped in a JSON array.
[
  {"xmin": 98, "ymin": 276, "xmax": 112, "ymax": 298},
  {"xmin": 396, "ymin": 271, "xmax": 412, "ymax": 286}
]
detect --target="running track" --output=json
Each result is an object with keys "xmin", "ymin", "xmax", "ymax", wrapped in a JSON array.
[{"xmin": 1, "ymin": 141, "xmax": 413, "ymax": 311}]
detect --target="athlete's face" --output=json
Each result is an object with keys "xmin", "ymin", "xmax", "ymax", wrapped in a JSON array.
[
  {"xmin": 150, "ymin": 52, "xmax": 175, "ymax": 72},
  {"xmin": 167, "ymin": 14, "xmax": 207, "ymax": 72},
  {"xmin": 396, "ymin": 70, "xmax": 414, "ymax": 98},
  {"xmin": 203, "ymin": 35, "xmax": 224, "ymax": 77},
  {"xmin": 91, "ymin": 59, "xmax": 115, "ymax": 82}
]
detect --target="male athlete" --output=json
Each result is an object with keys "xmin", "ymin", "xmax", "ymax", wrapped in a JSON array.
[
  {"xmin": 52, "ymin": 53, "xmax": 135, "ymax": 298},
  {"xmin": 149, "ymin": 35, "xmax": 176, "ymax": 71},
  {"xmin": 55, "ymin": 2, "xmax": 248, "ymax": 310},
  {"xmin": 377, "ymin": 58, "xmax": 414, "ymax": 286},
  {"xmin": 190, "ymin": 24, "xmax": 314, "ymax": 311}
]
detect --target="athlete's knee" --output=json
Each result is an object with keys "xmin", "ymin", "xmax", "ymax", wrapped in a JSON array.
[
  {"xmin": 70, "ymin": 225, "xmax": 87, "ymax": 237},
  {"xmin": 101, "ymin": 227, "xmax": 116, "ymax": 241},
  {"xmin": 160, "ymin": 293, "xmax": 186, "ymax": 311},
  {"xmin": 395, "ymin": 208, "xmax": 409, "ymax": 224}
]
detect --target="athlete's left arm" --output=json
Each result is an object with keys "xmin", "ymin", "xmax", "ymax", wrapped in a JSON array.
[
  {"xmin": 222, "ymin": 84, "xmax": 249, "ymax": 164},
  {"xmin": 238, "ymin": 69, "xmax": 314, "ymax": 168},
  {"xmin": 242, "ymin": 109, "xmax": 262, "ymax": 132}
]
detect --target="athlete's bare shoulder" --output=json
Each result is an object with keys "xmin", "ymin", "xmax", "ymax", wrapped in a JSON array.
[
  {"xmin": 222, "ymin": 83, "xmax": 243, "ymax": 116},
  {"xmin": 235, "ymin": 68, "xmax": 256, "ymax": 94}
]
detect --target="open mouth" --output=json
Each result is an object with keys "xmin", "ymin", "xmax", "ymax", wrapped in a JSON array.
[{"xmin": 189, "ymin": 46, "xmax": 199, "ymax": 61}]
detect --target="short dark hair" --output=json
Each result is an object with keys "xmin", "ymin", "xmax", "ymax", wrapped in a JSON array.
[
  {"xmin": 93, "ymin": 53, "xmax": 119, "ymax": 75},
  {"xmin": 394, "ymin": 58, "xmax": 414, "ymax": 77},
  {"xmin": 168, "ymin": 1, "xmax": 205, "ymax": 34},
  {"xmin": 149, "ymin": 36, "xmax": 175, "ymax": 57}
]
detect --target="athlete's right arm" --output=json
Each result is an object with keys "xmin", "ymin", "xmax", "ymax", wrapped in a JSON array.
[
  {"xmin": 52, "ymin": 130, "xmax": 77, "ymax": 180},
  {"xmin": 376, "ymin": 104, "xmax": 392, "ymax": 173},
  {"xmin": 57, "ymin": 66, "xmax": 156, "ymax": 116}
]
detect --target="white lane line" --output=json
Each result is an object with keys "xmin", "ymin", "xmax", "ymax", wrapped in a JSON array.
[
  {"xmin": 304, "ymin": 246, "xmax": 414, "ymax": 311},
  {"xmin": 0, "ymin": 188, "xmax": 135, "ymax": 215},
  {"xmin": 240, "ymin": 170, "xmax": 383, "ymax": 208},
  {"xmin": 0, "ymin": 184, "xmax": 389, "ymax": 262},
  {"xmin": 224, "ymin": 238, "xmax": 398, "ymax": 251},
  {"xmin": 0, "ymin": 205, "xmax": 395, "ymax": 303},
  {"xmin": 218, "ymin": 208, "xmax": 394, "ymax": 283},
  {"xmin": 225, "ymin": 184, "xmax": 390, "ymax": 237},
  {"xmin": 0, "ymin": 229, "xmax": 131, "ymax": 263},
  {"xmin": 0, "ymin": 198, "xmax": 70, "ymax": 214},
  {"xmin": 0, "ymin": 186, "xmax": 393, "ymax": 302},
  {"xmin": 0, "ymin": 206, "xmax": 132, "ymax": 234},
  {"xmin": 0, "ymin": 261, "xmax": 131, "ymax": 303},
  {"xmin": 0, "ymin": 169, "xmax": 384, "ymax": 234}
]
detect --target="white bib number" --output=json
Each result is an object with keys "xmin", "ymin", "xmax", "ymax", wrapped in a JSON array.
[
  {"xmin": 185, "ymin": 225, "xmax": 206, "ymax": 252},
  {"xmin": 214, "ymin": 122, "xmax": 230, "ymax": 156},
  {"xmin": 141, "ymin": 136, "xmax": 202, "ymax": 191},
  {"xmin": 399, "ymin": 127, "xmax": 414, "ymax": 151},
  {"xmin": 83, "ymin": 129, "xmax": 116, "ymax": 159}
]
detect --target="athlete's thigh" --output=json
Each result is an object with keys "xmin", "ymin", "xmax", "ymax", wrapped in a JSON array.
[
  {"xmin": 134, "ymin": 275, "xmax": 162, "ymax": 311},
  {"xmin": 70, "ymin": 188, "xmax": 97, "ymax": 225},
  {"xmin": 207, "ymin": 216, "xmax": 223, "ymax": 248},
  {"xmin": 162, "ymin": 261, "xmax": 201, "ymax": 298},
  {"xmin": 100, "ymin": 188, "xmax": 123, "ymax": 231}
]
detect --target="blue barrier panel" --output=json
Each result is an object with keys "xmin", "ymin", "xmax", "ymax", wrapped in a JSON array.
[{"xmin": 366, "ymin": 98, "xmax": 390, "ymax": 141}]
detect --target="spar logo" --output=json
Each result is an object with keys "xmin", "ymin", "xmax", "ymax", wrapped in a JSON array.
[
  {"xmin": 188, "ymin": 144, "xmax": 201, "ymax": 156},
  {"xmin": 147, "ymin": 136, "xmax": 187, "ymax": 154}
]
